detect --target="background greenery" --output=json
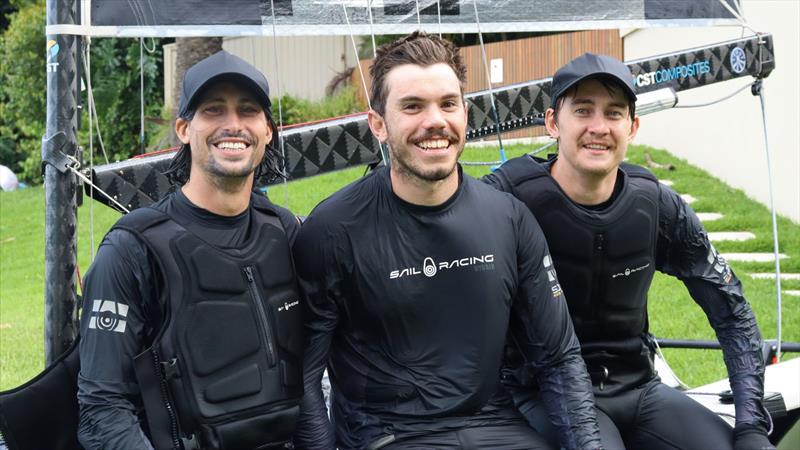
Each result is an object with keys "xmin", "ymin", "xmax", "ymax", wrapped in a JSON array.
[
  {"xmin": 0, "ymin": 0, "xmax": 167, "ymax": 183},
  {"xmin": 1, "ymin": 143, "xmax": 798, "ymax": 390}
]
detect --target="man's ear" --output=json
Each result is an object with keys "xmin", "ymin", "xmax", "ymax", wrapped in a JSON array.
[
  {"xmin": 544, "ymin": 108, "xmax": 560, "ymax": 139},
  {"xmin": 367, "ymin": 109, "xmax": 388, "ymax": 143},
  {"xmin": 628, "ymin": 115, "xmax": 640, "ymax": 143},
  {"xmin": 175, "ymin": 118, "xmax": 190, "ymax": 145}
]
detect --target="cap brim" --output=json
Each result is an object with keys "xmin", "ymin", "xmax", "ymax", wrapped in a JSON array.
[
  {"xmin": 552, "ymin": 72, "xmax": 637, "ymax": 108},
  {"xmin": 182, "ymin": 72, "xmax": 271, "ymax": 117}
]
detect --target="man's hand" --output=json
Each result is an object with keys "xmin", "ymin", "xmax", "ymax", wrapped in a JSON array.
[{"xmin": 733, "ymin": 423, "xmax": 776, "ymax": 450}]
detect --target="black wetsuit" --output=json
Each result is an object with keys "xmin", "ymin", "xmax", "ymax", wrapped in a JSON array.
[
  {"xmin": 293, "ymin": 167, "xmax": 600, "ymax": 450},
  {"xmin": 484, "ymin": 155, "xmax": 769, "ymax": 450},
  {"xmin": 77, "ymin": 190, "xmax": 299, "ymax": 450}
]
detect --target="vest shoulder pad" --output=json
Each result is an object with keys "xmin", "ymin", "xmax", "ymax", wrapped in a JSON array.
[
  {"xmin": 251, "ymin": 194, "xmax": 285, "ymax": 232},
  {"xmin": 495, "ymin": 155, "xmax": 550, "ymax": 193},
  {"xmin": 111, "ymin": 206, "xmax": 171, "ymax": 235},
  {"xmin": 620, "ymin": 162, "xmax": 658, "ymax": 183}
]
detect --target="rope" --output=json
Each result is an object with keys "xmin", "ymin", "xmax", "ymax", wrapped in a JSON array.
[
  {"xmin": 674, "ymin": 81, "xmax": 753, "ymax": 108},
  {"xmin": 81, "ymin": 56, "xmax": 110, "ymax": 164},
  {"xmin": 139, "ymin": 38, "xmax": 145, "ymax": 154},
  {"xmin": 85, "ymin": 38, "xmax": 95, "ymax": 260},
  {"xmin": 471, "ymin": 0, "xmax": 506, "ymax": 166},
  {"xmin": 341, "ymin": 2, "xmax": 387, "ymax": 167},
  {"xmin": 269, "ymin": 0, "xmax": 291, "ymax": 206},
  {"xmin": 64, "ymin": 155, "xmax": 130, "ymax": 214},
  {"xmin": 756, "ymin": 81, "xmax": 783, "ymax": 361},
  {"xmin": 436, "ymin": 0, "xmax": 443, "ymax": 37},
  {"xmin": 717, "ymin": 0, "xmax": 759, "ymax": 36}
]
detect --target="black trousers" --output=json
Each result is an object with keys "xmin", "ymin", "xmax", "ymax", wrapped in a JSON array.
[
  {"xmin": 376, "ymin": 423, "xmax": 554, "ymax": 450},
  {"xmin": 513, "ymin": 379, "xmax": 734, "ymax": 450}
]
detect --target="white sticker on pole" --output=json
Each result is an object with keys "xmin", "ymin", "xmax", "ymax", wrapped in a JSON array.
[{"xmin": 490, "ymin": 58, "xmax": 503, "ymax": 84}]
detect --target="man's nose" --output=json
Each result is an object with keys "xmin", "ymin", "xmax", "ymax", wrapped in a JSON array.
[
  {"xmin": 422, "ymin": 105, "xmax": 447, "ymax": 129},
  {"xmin": 586, "ymin": 112, "xmax": 610, "ymax": 134}
]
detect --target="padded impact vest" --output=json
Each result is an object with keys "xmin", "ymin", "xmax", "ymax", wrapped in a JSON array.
[
  {"xmin": 115, "ymin": 197, "xmax": 303, "ymax": 450},
  {"xmin": 496, "ymin": 156, "xmax": 660, "ymax": 393}
]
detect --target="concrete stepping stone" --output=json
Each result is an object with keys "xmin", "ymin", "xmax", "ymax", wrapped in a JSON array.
[
  {"xmin": 660, "ymin": 180, "xmax": 674, "ymax": 186},
  {"xmin": 748, "ymin": 273, "xmax": 800, "ymax": 281},
  {"xmin": 697, "ymin": 212, "xmax": 724, "ymax": 222},
  {"xmin": 784, "ymin": 290, "xmax": 800, "ymax": 297},
  {"xmin": 722, "ymin": 253, "xmax": 788, "ymax": 263},
  {"xmin": 681, "ymin": 194, "xmax": 697, "ymax": 204},
  {"xmin": 708, "ymin": 232, "xmax": 755, "ymax": 242}
]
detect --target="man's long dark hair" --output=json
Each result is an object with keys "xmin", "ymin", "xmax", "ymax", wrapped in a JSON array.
[{"xmin": 164, "ymin": 111, "xmax": 285, "ymax": 189}]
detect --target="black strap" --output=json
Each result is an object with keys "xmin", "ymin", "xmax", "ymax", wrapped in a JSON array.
[{"xmin": 134, "ymin": 348, "xmax": 178, "ymax": 450}]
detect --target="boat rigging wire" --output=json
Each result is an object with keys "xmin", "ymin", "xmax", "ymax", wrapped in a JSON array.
[
  {"xmin": 755, "ymin": 80, "xmax": 783, "ymax": 362},
  {"xmin": 269, "ymin": 0, "xmax": 291, "ymax": 207},
  {"xmin": 471, "ymin": 0, "xmax": 507, "ymax": 168}
]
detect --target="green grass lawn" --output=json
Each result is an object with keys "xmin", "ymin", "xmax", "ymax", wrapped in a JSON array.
[{"xmin": 1, "ymin": 143, "xmax": 798, "ymax": 390}]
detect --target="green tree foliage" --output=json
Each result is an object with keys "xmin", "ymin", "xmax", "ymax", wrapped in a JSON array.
[
  {"xmin": 0, "ymin": 1, "xmax": 164, "ymax": 183},
  {"xmin": 85, "ymin": 38, "xmax": 164, "ymax": 164},
  {"xmin": 0, "ymin": 0, "xmax": 46, "ymax": 182}
]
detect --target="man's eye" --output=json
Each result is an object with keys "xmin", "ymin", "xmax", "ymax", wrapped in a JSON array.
[
  {"xmin": 203, "ymin": 105, "xmax": 223, "ymax": 115},
  {"xmin": 403, "ymin": 104, "xmax": 421, "ymax": 111},
  {"xmin": 442, "ymin": 100, "xmax": 458, "ymax": 109},
  {"xmin": 240, "ymin": 106, "xmax": 261, "ymax": 115},
  {"xmin": 608, "ymin": 110, "xmax": 624, "ymax": 118},
  {"xmin": 574, "ymin": 108, "xmax": 589, "ymax": 115}
]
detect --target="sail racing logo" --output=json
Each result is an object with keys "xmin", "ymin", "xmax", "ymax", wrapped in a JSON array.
[
  {"xmin": 543, "ymin": 254, "xmax": 563, "ymax": 298},
  {"xmin": 707, "ymin": 243, "xmax": 733, "ymax": 284},
  {"xmin": 389, "ymin": 254, "xmax": 495, "ymax": 280}
]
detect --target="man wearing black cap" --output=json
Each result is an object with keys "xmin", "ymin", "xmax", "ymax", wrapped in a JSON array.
[
  {"xmin": 77, "ymin": 51, "xmax": 303, "ymax": 450},
  {"xmin": 485, "ymin": 53, "xmax": 774, "ymax": 450}
]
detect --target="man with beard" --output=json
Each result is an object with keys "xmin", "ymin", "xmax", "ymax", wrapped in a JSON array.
[
  {"xmin": 484, "ymin": 53, "xmax": 773, "ymax": 450},
  {"xmin": 293, "ymin": 32, "xmax": 601, "ymax": 450},
  {"xmin": 77, "ymin": 51, "xmax": 303, "ymax": 449}
]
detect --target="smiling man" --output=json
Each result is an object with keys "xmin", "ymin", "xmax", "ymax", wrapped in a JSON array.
[
  {"xmin": 484, "ymin": 53, "xmax": 774, "ymax": 450},
  {"xmin": 77, "ymin": 51, "xmax": 304, "ymax": 449},
  {"xmin": 293, "ymin": 32, "xmax": 601, "ymax": 450}
]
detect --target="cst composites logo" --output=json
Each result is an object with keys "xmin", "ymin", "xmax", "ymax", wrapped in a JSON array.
[
  {"xmin": 633, "ymin": 60, "xmax": 711, "ymax": 88},
  {"xmin": 46, "ymin": 40, "xmax": 60, "ymax": 73},
  {"xmin": 389, "ymin": 254, "xmax": 495, "ymax": 280}
]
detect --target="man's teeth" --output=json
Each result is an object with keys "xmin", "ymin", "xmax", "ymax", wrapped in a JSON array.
[
  {"xmin": 417, "ymin": 139, "xmax": 449, "ymax": 150},
  {"xmin": 217, "ymin": 142, "xmax": 247, "ymax": 150},
  {"xmin": 584, "ymin": 144, "xmax": 609, "ymax": 150}
]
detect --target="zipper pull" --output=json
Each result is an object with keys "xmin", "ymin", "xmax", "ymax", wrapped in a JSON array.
[
  {"xmin": 594, "ymin": 233, "xmax": 605, "ymax": 251},
  {"xmin": 244, "ymin": 266, "xmax": 254, "ymax": 282}
]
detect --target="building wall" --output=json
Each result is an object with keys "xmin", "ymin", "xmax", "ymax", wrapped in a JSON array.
[
  {"xmin": 164, "ymin": 35, "xmax": 358, "ymax": 106},
  {"xmin": 624, "ymin": 1, "xmax": 799, "ymax": 222}
]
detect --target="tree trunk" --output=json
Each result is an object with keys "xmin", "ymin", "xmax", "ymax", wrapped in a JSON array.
[{"xmin": 169, "ymin": 37, "xmax": 223, "ymax": 145}]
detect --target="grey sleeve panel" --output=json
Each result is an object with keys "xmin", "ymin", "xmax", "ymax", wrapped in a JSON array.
[
  {"xmin": 509, "ymin": 202, "xmax": 602, "ymax": 450},
  {"xmin": 77, "ymin": 229, "xmax": 156, "ymax": 450},
  {"xmin": 292, "ymin": 217, "xmax": 339, "ymax": 450},
  {"xmin": 656, "ymin": 186, "xmax": 767, "ymax": 429}
]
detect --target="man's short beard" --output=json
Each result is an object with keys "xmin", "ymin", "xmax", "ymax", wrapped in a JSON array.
[{"xmin": 391, "ymin": 151, "xmax": 456, "ymax": 183}]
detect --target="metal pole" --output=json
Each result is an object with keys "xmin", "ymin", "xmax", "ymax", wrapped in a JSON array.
[{"xmin": 44, "ymin": 0, "xmax": 79, "ymax": 364}]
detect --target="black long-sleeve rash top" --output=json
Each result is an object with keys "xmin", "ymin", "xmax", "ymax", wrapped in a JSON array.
[
  {"xmin": 293, "ymin": 167, "xmax": 600, "ymax": 450},
  {"xmin": 76, "ymin": 190, "xmax": 299, "ymax": 450}
]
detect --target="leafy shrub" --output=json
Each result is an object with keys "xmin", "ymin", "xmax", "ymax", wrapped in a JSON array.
[{"xmin": 277, "ymin": 86, "xmax": 362, "ymax": 126}]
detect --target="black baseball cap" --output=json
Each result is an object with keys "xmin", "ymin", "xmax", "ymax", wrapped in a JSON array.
[
  {"xmin": 178, "ymin": 50, "xmax": 271, "ymax": 118},
  {"xmin": 550, "ymin": 52, "xmax": 636, "ymax": 108}
]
